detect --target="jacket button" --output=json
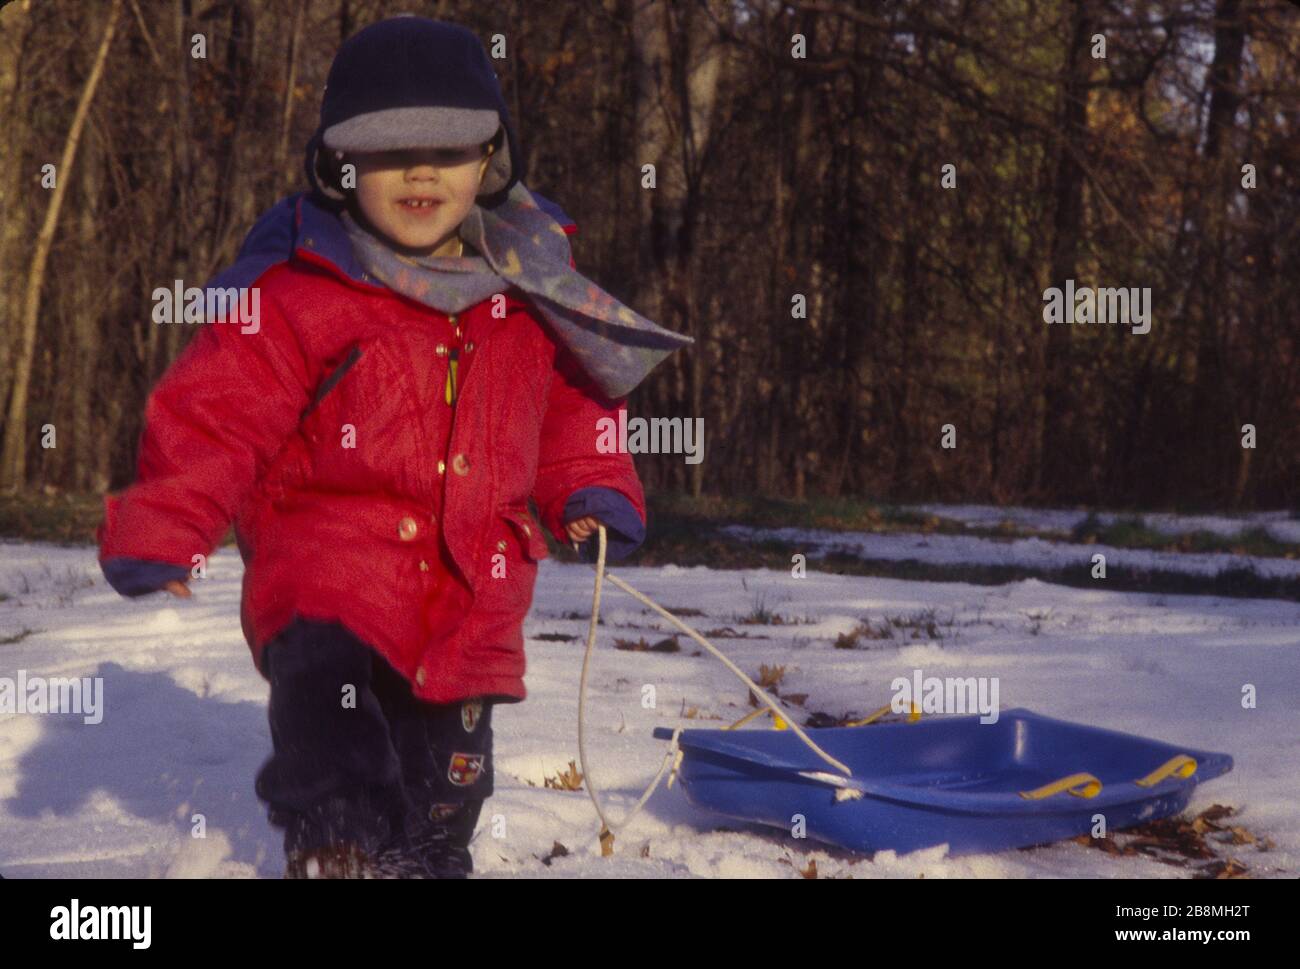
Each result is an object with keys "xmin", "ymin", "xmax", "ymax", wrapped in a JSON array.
[
  {"xmin": 448, "ymin": 314, "xmax": 457, "ymax": 324},
  {"xmin": 496, "ymin": 539, "xmax": 508, "ymax": 552},
  {"xmin": 451, "ymin": 453, "xmax": 469, "ymax": 476},
  {"xmin": 435, "ymin": 344, "xmax": 448, "ymax": 357},
  {"xmin": 418, "ymin": 560, "xmax": 430, "ymax": 572},
  {"xmin": 398, "ymin": 517, "xmax": 419, "ymax": 541},
  {"xmin": 415, "ymin": 668, "xmax": 427, "ymax": 686},
  {"xmin": 522, "ymin": 523, "xmax": 531, "ymax": 537},
  {"xmin": 465, "ymin": 341, "xmax": 474, "ymax": 352},
  {"xmin": 437, "ymin": 459, "xmax": 446, "ymax": 475}
]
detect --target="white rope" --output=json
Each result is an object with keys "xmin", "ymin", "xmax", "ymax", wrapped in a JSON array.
[
  {"xmin": 574, "ymin": 525, "xmax": 683, "ymax": 843},
  {"xmin": 572, "ymin": 524, "xmax": 852, "ymax": 851}
]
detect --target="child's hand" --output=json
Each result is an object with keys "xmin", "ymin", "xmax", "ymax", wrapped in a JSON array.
[
  {"xmin": 100, "ymin": 558, "xmax": 195, "ymax": 599},
  {"xmin": 564, "ymin": 515, "xmax": 602, "ymax": 544}
]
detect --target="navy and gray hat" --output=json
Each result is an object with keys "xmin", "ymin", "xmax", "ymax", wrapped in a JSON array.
[{"xmin": 305, "ymin": 16, "xmax": 523, "ymax": 206}]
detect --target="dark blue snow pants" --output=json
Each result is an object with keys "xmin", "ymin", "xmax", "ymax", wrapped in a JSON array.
[{"xmin": 254, "ymin": 618, "xmax": 495, "ymax": 876}]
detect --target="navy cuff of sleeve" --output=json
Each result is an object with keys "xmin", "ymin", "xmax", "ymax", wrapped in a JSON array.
[
  {"xmin": 101, "ymin": 558, "xmax": 191, "ymax": 598},
  {"xmin": 563, "ymin": 487, "xmax": 646, "ymax": 563}
]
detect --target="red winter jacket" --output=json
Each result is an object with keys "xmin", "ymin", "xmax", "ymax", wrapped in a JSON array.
[{"xmin": 98, "ymin": 196, "xmax": 646, "ymax": 703}]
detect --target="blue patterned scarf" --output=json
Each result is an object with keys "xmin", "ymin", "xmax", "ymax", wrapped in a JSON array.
[{"xmin": 340, "ymin": 182, "xmax": 692, "ymax": 398}]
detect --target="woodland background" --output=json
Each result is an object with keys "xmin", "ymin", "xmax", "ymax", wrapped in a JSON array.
[{"xmin": 1, "ymin": 0, "xmax": 1298, "ymax": 512}]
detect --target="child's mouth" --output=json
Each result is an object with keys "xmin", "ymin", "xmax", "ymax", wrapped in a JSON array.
[{"xmin": 397, "ymin": 198, "xmax": 442, "ymax": 215}]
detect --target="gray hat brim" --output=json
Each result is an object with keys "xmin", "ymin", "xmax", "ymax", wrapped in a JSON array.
[{"xmin": 322, "ymin": 106, "xmax": 501, "ymax": 152}]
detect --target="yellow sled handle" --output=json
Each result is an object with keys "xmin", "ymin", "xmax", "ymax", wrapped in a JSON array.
[
  {"xmin": 725, "ymin": 707, "xmax": 786, "ymax": 730},
  {"xmin": 1019, "ymin": 772, "xmax": 1103, "ymax": 800},
  {"xmin": 1135, "ymin": 754, "xmax": 1197, "ymax": 787},
  {"xmin": 844, "ymin": 702, "xmax": 922, "ymax": 727},
  {"xmin": 726, "ymin": 700, "xmax": 921, "ymax": 731}
]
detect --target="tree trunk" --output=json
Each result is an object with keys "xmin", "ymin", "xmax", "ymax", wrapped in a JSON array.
[
  {"xmin": 1190, "ymin": 0, "xmax": 1246, "ymax": 502},
  {"xmin": 1035, "ymin": 0, "xmax": 1093, "ymax": 500},
  {"xmin": 0, "ymin": 0, "xmax": 34, "ymax": 435},
  {"xmin": 631, "ymin": 0, "xmax": 723, "ymax": 496},
  {"xmin": 1, "ymin": 0, "xmax": 122, "ymax": 489},
  {"xmin": 70, "ymin": 117, "xmax": 103, "ymax": 491},
  {"xmin": 276, "ymin": 0, "xmax": 308, "ymax": 186}
]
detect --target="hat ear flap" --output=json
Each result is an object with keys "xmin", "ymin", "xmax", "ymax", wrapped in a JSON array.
[
  {"xmin": 477, "ymin": 123, "xmax": 514, "ymax": 200},
  {"xmin": 306, "ymin": 130, "xmax": 348, "ymax": 201}
]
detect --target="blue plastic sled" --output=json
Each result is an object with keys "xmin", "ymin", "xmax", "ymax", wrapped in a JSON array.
[{"xmin": 652, "ymin": 708, "xmax": 1233, "ymax": 856}]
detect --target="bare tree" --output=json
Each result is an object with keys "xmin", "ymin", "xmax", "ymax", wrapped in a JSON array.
[{"xmin": 2, "ymin": 0, "xmax": 123, "ymax": 489}]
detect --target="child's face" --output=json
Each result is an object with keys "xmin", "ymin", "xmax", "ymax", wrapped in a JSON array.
[{"xmin": 350, "ymin": 145, "xmax": 493, "ymax": 256}]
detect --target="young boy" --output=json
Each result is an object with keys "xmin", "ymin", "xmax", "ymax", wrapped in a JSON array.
[{"xmin": 97, "ymin": 16, "xmax": 690, "ymax": 878}]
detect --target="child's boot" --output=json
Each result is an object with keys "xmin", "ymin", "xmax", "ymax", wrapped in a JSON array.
[
  {"xmin": 373, "ymin": 799, "xmax": 483, "ymax": 878},
  {"xmin": 411, "ymin": 800, "xmax": 482, "ymax": 877},
  {"xmin": 283, "ymin": 841, "xmax": 373, "ymax": 879}
]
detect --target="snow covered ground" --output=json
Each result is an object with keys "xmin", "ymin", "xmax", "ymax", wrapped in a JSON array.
[
  {"xmin": 719, "ymin": 524, "xmax": 1300, "ymax": 579},
  {"xmin": 901, "ymin": 503, "xmax": 1300, "ymax": 545},
  {"xmin": 0, "ymin": 533, "xmax": 1296, "ymax": 879}
]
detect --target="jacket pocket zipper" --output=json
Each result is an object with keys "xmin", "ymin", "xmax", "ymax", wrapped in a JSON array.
[{"xmin": 303, "ymin": 345, "xmax": 363, "ymax": 419}]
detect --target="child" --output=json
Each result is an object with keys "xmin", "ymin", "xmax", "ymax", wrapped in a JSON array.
[{"xmin": 97, "ymin": 16, "xmax": 691, "ymax": 878}]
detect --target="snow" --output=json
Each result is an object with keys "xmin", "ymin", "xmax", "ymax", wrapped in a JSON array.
[
  {"xmin": 0, "ymin": 533, "xmax": 1296, "ymax": 878},
  {"xmin": 719, "ymin": 524, "xmax": 1300, "ymax": 579},
  {"xmin": 901, "ymin": 503, "xmax": 1300, "ymax": 544}
]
